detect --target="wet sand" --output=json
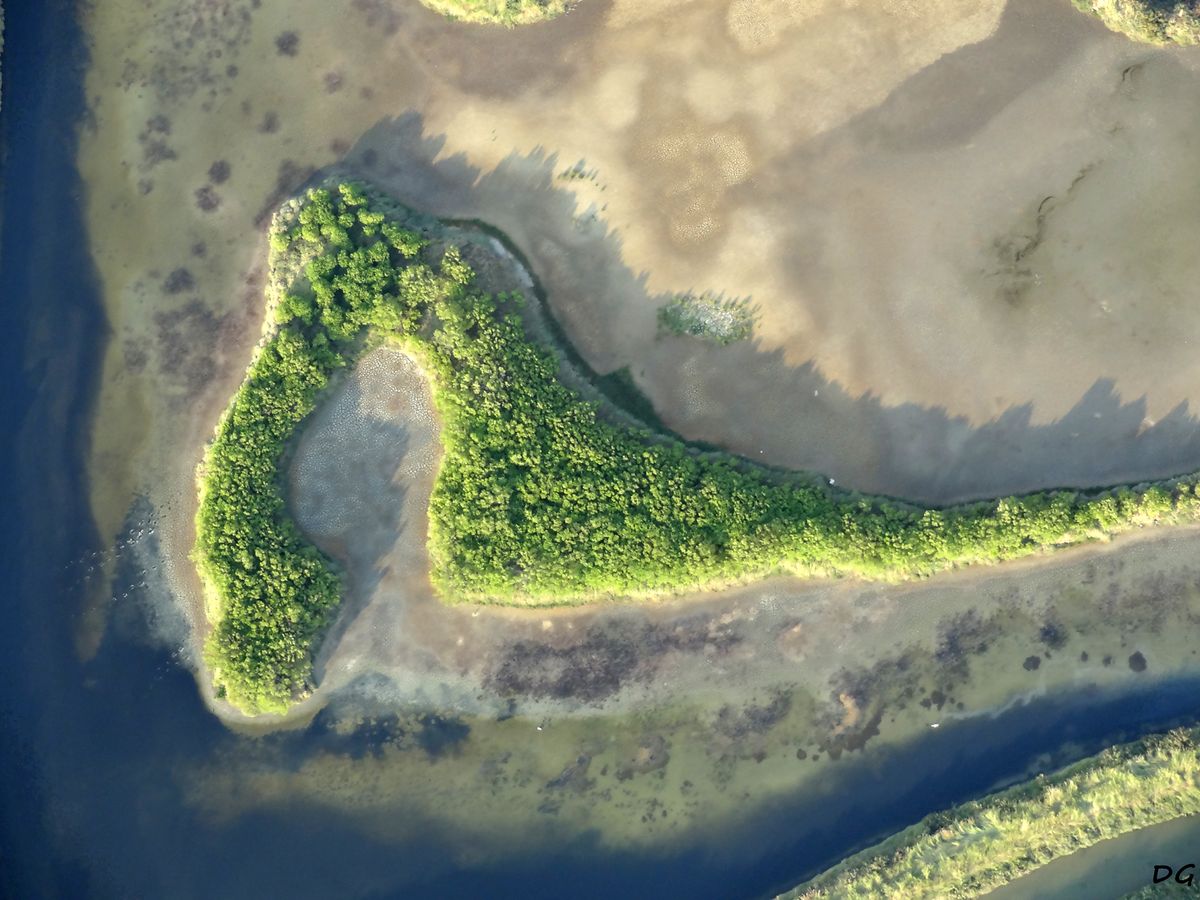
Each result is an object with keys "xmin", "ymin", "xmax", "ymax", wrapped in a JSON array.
[{"xmin": 72, "ymin": 0, "xmax": 1200, "ymax": 861}]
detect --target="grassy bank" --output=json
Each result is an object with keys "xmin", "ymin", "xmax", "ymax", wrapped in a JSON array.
[
  {"xmin": 196, "ymin": 182, "xmax": 1200, "ymax": 713},
  {"xmin": 780, "ymin": 728, "xmax": 1200, "ymax": 899},
  {"xmin": 1125, "ymin": 881, "xmax": 1199, "ymax": 898},
  {"xmin": 419, "ymin": 0, "xmax": 575, "ymax": 26},
  {"xmin": 1071, "ymin": 0, "xmax": 1200, "ymax": 45}
]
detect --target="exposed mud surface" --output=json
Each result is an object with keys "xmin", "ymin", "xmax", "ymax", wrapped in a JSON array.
[{"xmin": 84, "ymin": 0, "xmax": 1200, "ymax": 566}]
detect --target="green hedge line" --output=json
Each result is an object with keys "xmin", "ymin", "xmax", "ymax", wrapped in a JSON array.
[{"xmin": 195, "ymin": 182, "xmax": 1200, "ymax": 713}]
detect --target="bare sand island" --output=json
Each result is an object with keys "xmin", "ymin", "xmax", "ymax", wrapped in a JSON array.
[{"xmin": 72, "ymin": 0, "xmax": 1200, "ymax": 715}]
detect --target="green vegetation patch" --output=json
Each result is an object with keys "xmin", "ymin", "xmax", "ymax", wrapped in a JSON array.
[
  {"xmin": 419, "ymin": 0, "xmax": 575, "ymax": 26},
  {"xmin": 657, "ymin": 292, "xmax": 757, "ymax": 345},
  {"xmin": 197, "ymin": 182, "xmax": 1200, "ymax": 714},
  {"xmin": 1072, "ymin": 0, "xmax": 1200, "ymax": 45},
  {"xmin": 781, "ymin": 728, "xmax": 1200, "ymax": 899}
]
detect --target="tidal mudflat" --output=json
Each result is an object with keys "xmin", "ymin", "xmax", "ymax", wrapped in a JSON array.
[{"xmin": 67, "ymin": 0, "xmax": 1200, "ymax": 889}]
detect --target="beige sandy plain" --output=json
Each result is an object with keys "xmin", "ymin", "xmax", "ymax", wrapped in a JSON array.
[{"xmin": 71, "ymin": 0, "xmax": 1200, "ymax": 863}]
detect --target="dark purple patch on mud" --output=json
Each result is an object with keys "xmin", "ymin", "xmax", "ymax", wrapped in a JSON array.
[
  {"xmin": 274, "ymin": 31, "xmax": 300, "ymax": 56},
  {"xmin": 486, "ymin": 618, "xmax": 740, "ymax": 702}
]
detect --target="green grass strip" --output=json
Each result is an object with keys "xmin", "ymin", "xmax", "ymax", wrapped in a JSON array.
[{"xmin": 781, "ymin": 728, "xmax": 1200, "ymax": 899}]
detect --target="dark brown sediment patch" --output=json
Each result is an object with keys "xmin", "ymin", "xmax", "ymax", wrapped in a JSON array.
[
  {"xmin": 194, "ymin": 185, "xmax": 220, "ymax": 211},
  {"xmin": 274, "ymin": 30, "xmax": 299, "ymax": 56}
]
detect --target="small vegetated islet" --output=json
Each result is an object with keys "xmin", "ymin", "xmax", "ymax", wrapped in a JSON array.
[{"xmin": 196, "ymin": 182, "xmax": 1200, "ymax": 714}]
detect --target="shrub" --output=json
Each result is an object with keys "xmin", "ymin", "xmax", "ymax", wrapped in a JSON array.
[
  {"xmin": 418, "ymin": 0, "xmax": 576, "ymax": 27},
  {"xmin": 657, "ymin": 292, "xmax": 757, "ymax": 345}
]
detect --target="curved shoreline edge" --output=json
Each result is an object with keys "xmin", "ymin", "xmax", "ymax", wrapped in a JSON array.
[
  {"xmin": 780, "ymin": 726, "xmax": 1200, "ymax": 899},
  {"xmin": 195, "ymin": 179, "xmax": 1200, "ymax": 715}
]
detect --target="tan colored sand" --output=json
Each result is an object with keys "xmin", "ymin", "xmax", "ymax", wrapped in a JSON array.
[{"xmin": 76, "ymin": 0, "xmax": 1018, "ymax": 555}]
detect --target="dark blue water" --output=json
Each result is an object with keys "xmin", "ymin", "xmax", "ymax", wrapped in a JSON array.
[{"xmin": 3, "ymin": 1, "xmax": 1200, "ymax": 898}]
